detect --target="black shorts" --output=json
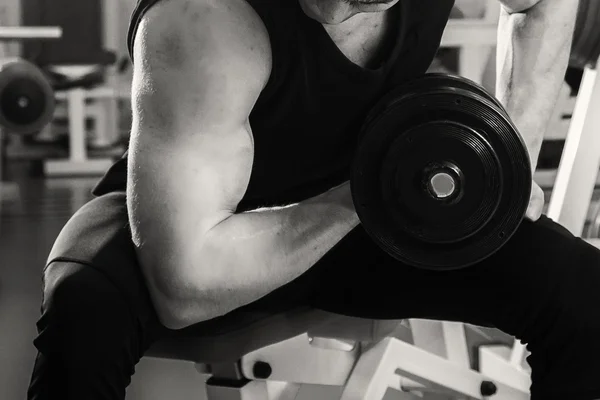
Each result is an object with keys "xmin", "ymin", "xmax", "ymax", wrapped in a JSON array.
[{"xmin": 41, "ymin": 192, "xmax": 600, "ymax": 399}]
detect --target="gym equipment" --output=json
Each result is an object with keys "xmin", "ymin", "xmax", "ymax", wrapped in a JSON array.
[
  {"xmin": 0, "ymin": 27, "xmax": 61, "ymax": 40},
  {"xmin": 0, "ymin": 58, "xmax": 55, "ymax": 134},
  {"xmin": 441, "ymin": 0, "xmax": 500, "ymax": 85},
  {"xmin": 0, "ymin": 26, "xmax": 61, "ymax": 203},
  {"xmin": 351, "ymin": 74, "xmax": 531, "ymax": 270},
  {"xmin": 147, "ymin": 311, "xmax": 526, "ymax": 400},
  {"xmin": 443, "ymin": 0, "xmax": 600, "ymax": 88},
  {"xmin": 24, "ymin": 0, "xmax": 124, "ymax": 177},
  {"xmin": 42, "ymin": 66, "xmax": 125, "ymax": 177},
  {"xmin": 569, "ymin": 0, "xmax": 600, "ymax": 69}
]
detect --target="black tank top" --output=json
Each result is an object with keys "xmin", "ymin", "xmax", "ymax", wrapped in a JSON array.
[{"xmin": 92, "ymin": 0, "xmax": 455, "ymax": 212}]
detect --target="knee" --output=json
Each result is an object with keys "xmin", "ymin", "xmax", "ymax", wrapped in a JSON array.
[
  {"xmin": 563, "ymin": 240, "xmax": 600, "ymax": 334},
  {"xmin": 42, "ymin": 261, "xmax": 133, "ymax": 327},
  {"xmin": 534, "ymin": 239, "xmax": 600, "ymax": 345},
  {"xmin": 36, "ymin": 262, "xmax": 138, "ymax": 353},
  {"xmin": 31, "ymin": 263, "xmax": 144, "ymax": 394},
  {"xmin": 44, "ymin": 262, "xmax": 118, "ymax": 309}
]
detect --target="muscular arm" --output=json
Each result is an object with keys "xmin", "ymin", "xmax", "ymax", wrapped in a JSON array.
[
  {"xmin": 495, "ymin": 0, "xmax": 578, "ymax": 170},
  {"xmin": 127, "ymin": 0, "xmax": 359, "ymax": 329}
]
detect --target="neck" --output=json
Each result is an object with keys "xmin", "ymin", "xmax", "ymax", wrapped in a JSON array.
[{"xmin": 323, "ymin": 11, "xmax": 384, "ymax": 37}]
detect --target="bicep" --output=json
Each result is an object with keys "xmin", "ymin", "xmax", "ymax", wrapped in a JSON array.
[{"xmin": 126, "ymin": 0, "xmax": 270, "ymax": 300}]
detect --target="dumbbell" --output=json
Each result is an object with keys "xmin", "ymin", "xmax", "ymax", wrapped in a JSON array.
[
  {"xmin": 0, "ymin": 58, "xmax": 55, "ymax": 134},
  {"xmin": 351, "ymin": 74, "xmax": 531, "ymax": 271}
]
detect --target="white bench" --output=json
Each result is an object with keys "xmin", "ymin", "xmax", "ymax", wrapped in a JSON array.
[{"xmin": 147, "ymin": 309, "xmax": 528, "ymax": 400}]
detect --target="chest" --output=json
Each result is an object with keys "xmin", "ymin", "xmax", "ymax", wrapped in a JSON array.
[{"xmin": 323, "ymin": 11, "xmax": 396, "ymax": 69}]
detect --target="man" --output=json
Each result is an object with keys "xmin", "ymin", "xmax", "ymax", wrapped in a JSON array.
[{"xmin": 27, "ymin": 0, "xmax": 596, "ymax": 399}]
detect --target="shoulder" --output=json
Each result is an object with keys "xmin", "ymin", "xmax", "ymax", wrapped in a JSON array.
[{"xmin": 134, "ymin": 0, "xmax": 272, "ymax": 77}]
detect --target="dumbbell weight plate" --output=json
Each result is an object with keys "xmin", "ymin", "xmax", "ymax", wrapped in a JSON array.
[
  {"xmin": 0, "ymin": 58, "xmax": 55, "ymax": 134},
  {"xmin": 362, "ymin": 74, "xmax": 507, "ymax": 132},
  {"xmin": 351, "ymin": 74, "xmax": 531, "ymax": 270}
]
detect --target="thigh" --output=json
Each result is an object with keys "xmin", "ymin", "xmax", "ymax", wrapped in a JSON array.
[
  {"xmin": 309, "ymin": 215, "xmax": 598, "ymax": 340},
  {"xmin": 29, "ymin": 261, "xmax": 157, "ymax": 400}
]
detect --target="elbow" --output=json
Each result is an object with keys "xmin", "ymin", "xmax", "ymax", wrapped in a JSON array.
[
  {"xmin": 154, "ymin": 301, "xmax": 193, "ymax": 330},
  {"xmin": 150, "ymin": 286, "xmax": 195, "ymax": 330},
  {"xmin": 144, "ymin": 263, "xmax": 231, "ymax": 330},
  {"xmin": 131, "ymin": 227, "xmax": 235, "ymax": 330},
  {"xmin": 152, "ymin": 286, "xmax": 226, "ymax": 330},
  {"xmin": 156, "ymin": 303, "xmax": 206, "ymax": 331}
]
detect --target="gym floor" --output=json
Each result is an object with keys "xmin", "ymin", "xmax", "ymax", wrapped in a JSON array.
[{"xmin": 1, "ymin": 161, "xmax": 420, "ymax": 400}]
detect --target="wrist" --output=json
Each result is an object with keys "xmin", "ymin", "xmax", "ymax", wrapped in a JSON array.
[{"xmin": 318, "ymin": 182, "xmax": 360, "ymax": 226}]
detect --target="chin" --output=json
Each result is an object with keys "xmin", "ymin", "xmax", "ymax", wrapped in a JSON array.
[
  {"xmin": 298, "ymin": 0, "xmax": 400, "ymax": 24},
  {"xmin": 297, "ymin": 0, "xmax": 357, "ymax": 24}
]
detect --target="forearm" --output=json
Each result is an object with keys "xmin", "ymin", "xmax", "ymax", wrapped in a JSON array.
[
  {"xmin": 177, "ymin": 183, "xmax": 359, "ymax": 324},
  {"xmin": 495, "ymin": 0, "xmax": 578, "ymax": 170}
]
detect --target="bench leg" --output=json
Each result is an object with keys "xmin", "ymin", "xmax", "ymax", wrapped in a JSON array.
[
  {"xmin": 205, "ymin": 378, "xmax": 268, "ymax": 400},
  {"xmin": 266, "ymin": 381, "xmax": 301, "ymax": 400},
  {"xmin": 204, "ymin": 378, "xmax": 300, "ymax": 400},
  {"xmin": 340, "ymin": 338, "xmax": 398, "ymax": 400},
  {"xmin": 342, "ymin": 337, "xmax": 529, "ymax": 400}
]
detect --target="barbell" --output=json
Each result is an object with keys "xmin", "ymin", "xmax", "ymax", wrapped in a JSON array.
[
  {"xmin": 0, "ymin": 58, "xmax": 55, "ymax": 134},
  {"xmin": 351, "ymin": 74, "xmax": 531, "ymax": 271}
]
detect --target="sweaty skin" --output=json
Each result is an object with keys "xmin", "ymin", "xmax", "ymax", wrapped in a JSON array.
[{"xmin": 127, "ymin": 0, "xmax": 576, "ymax": 330}]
